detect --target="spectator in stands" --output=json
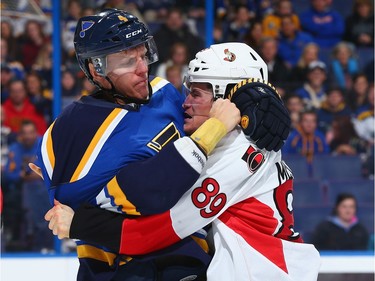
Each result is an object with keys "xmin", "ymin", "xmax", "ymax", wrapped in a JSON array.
[
  {"xmin": 0, "ymin": 39, "xmax": 25, "ymax": 81},
  {"xmin": 32, "ymin": 40, "xmax": 53, "ymax": 89},
  {"xmin": 344, "ymin": 0, "xmax": 374, "ymax": 47},
  {"xmin": 62, "ymin": 0, "xmax": 82, "ymax": 64},
  {"xmin": 3, "ymin": 120, "xmax": 53, "ymax": 252},
  {"xmin": 243, "ymin": 20, "xmax": 263, "ymax": 53},
  {"xmin": 283, "ymin": 110, "xmax": 329, "ymax": 162},
  {"xmin": 155, "ymin": 42, "xmax": 189, "ymax": 81},
  {"xmin": 82, "ymin": 6, "xmax": 96, "ymax": 17},
  {"xmin": 277, "ymin": 15, "xmax": 314, "ymax": 68},
  {"xmin": 25, "ymin": 72, "xmax": 52, "ymax": 125},
  {"xmin": 213, "ymin": 20, "xmax": 225, "ymax": 44},
  {"xmin": 299, "ymin": 0, "xmax": 345, "ymax": 48},
  {"xmin": 61, "ymin": 69, "xmax": 81, "ymax": 109},
  {"xmin": 295, "ymin": 60, "xmax": 328, "ymax": 110},
  {"xmin": 285, "ymin": 94, "xmax": 304, "ymax": 130},
  {"xmin": 262, "ymin": 0, "xmax": 300, "ymax": 38},
  {"xmin": 79, "ymin": 78, "xmax": 97, "ymax": 97},
  {"xmin": 2, "ymin": 79, "xmax": 47, "ymax": 136},
  {"xmin": 329, "ymin": 41, "xmax": 360, "ymax": 90},
  {"xmin": 153, "ymin": 8, "xmax": 204, "ymax": 64},
  {"xmin": 1, "ymin": 21, "xmax": 18, "ymax": 62},
  {"xmin": 20, "ymin": 120, "xmax": 54, "ymax": 252},
  {"xmin": 1, "ymin": 64, "xmax": 14, "ymax": 103},
  {"xmin": 100, "ymin": 0, "xmax": 145, "ymax": 23},
  {"xmin": 317, "ymin": 87, "xmax": 352, "ymax": 134},
  {"xmin": 165, "ymin": 65, "xmax": 183, "ymax": 93},
  {"xmin": 174, "ymin": 1, "xmax": 206, "ymax": 21},
  {"xmin": 364, "ymin": 59, "xmax": 374, "ymax": 83},
  {"xmin": 224, "ymin": 5, "xmax": 253, "ymax": 42},
  {"xmin": 141, "ymin": 0, "xmax": 174, "ymax": 22},
  {"xmin": 347, "ymin": 73, "xmax": 370, "ymax": 114},
  {"xmin": 17, "ymin": 20, "xmax": 50, "ymax": 71},
  {"xmin": 327, "ymin": 115, "xmax": 366, "ymax": 155},
  {"xmin": 312, "ymin": 192, "xmax": 369, "ymax": 250},
  {"xmin": 2, "ymin": 120, "xmax": 36, "ymax": 251},
  {"xmin": 352, "ymin": 83, "xmax": 374, "ymax": 178},
  {"xmin": 1, "ymin": 105, "xmax": 12, "ymax": 167},
  {"xmin": 215, "ymin": 0, "xmax": 270, "ymax": 21},
  {"xmin": 289, "ymin": 43, "xmax": 320, "ymax": 90},
  {"xmin": 259, "ymin": 37, "xmax": 290, "ymax": 97},
  {"xmin": 352, "ymin": 83, "xmax": 374, "ymax": 142}
]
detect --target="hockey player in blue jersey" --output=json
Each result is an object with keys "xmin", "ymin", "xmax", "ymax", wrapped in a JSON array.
[{"xmin": 35, "ymin": 8, "xmax": 291, "ymax": 281}]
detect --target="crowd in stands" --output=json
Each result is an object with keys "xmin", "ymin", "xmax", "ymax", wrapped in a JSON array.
[{"xmin": 1, "ymin": 0, "xmax": 374, "ymax": 253}]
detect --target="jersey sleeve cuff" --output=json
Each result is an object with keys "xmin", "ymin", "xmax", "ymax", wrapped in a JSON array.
[{"xmin": 173, "ymin": 137, "xmax": 207, "ymax": 174}]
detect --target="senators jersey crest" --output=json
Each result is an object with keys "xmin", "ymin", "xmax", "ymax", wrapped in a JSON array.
[{"xmin": 241, "ymin": 145, "xmax": 264, "ymax": 173}]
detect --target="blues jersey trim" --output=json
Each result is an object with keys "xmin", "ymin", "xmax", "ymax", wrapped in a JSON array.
[
  {"xmin": 76, "ymin": 244, "xmax": 132, "ymax": 266},
  {"xmin": 106, "ymin": 177, "xmax": 140, "ymax": 215},
  {"xmin": 40, "ymin": 121, "xmax": 56, "ymax": 180},
  {"xmin": 147, "ymin": 122, "xmax": 181, "ymax": 152},
  {"xmin": 150, "ymin": 76, "xmax": 169, "ymax": 92},
  {"xmin": 70, "ymin": 108, "xmax": 127, "ymax": 182},
  {"xmin": 191, "ymin": 236, "xmax": 209, "ymax": 254}
]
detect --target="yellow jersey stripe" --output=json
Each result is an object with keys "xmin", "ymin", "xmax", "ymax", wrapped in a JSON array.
[
  {"xmin": 150, "ymin": 76, "xmax": 169, "ymax": 93},
  {"xmin": 70, "ymin": 108, "xmax": 126, "ymax": 182},
  {"xmin": 191, "ymin": 236, "xmax": 209, "ymax": 254},
  {"xmin": 107, "ymin": 177, "xmax": 141, "ymax": 215},
  {"xmin": 76, "ymin": 244, "xmax": 132, "ymax": 266},
  {"xmin": 41, "ymin": 122, "xmax": 56, "ymax": 180}
]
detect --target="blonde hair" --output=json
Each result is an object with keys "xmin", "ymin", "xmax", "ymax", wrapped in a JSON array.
[{"xmin": 297, "ymin": 43, "xmax": 320, "ymax": 68}]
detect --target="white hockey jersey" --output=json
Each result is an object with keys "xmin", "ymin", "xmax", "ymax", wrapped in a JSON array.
[{"xmin": 110, "ymin": 127, "xmax": 322, "ymax": 280}]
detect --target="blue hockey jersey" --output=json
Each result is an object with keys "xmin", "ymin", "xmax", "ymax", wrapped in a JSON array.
[{"xmin": 37, "ymin": 77, "xmax": 210, "ymax": 280}]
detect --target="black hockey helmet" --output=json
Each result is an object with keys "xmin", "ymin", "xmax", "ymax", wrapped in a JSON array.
[{"xmin": 74, "ymin": 8, "xmax": 158, "ymax": 84}]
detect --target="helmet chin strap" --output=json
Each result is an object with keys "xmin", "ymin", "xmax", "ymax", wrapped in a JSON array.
[{"xmin": 104, "ymin": 76, "xmax": 153, "ymax": 106}]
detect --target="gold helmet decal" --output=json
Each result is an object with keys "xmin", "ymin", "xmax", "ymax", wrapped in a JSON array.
[
  {"xmin": 118, "ymin": 15, "xmax": 128, "ymax": 23},
  {"xmin": 223, "ymin": 48, "xmax": 236, "ymax": 62}
]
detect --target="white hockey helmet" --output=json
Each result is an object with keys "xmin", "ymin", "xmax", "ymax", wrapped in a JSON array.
[{"xmin": 185, "ymin": 42, "xmax": 268, "ymax": 99}]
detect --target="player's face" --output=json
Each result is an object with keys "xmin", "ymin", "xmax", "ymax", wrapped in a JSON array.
[
  {"xmin": 106, "ymin": 44, "xmax": 149, "ymax": 100},
  {"xmin": 183, "ymin": 83, "xmax": 214, "ymax": 135}
]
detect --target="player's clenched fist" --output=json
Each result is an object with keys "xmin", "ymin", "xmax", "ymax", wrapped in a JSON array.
[
  {"xmin": 209, "ymin": 98, "xmax": 240, "ymax": 133},
  {"xmin": 44, "ymin": 200, "xmax": 75, "ymax": 239}
]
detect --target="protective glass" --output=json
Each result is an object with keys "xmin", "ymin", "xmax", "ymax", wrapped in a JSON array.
[{"xmin": 92, "ymin": 37, "xmax": 159, "ymax": 76}]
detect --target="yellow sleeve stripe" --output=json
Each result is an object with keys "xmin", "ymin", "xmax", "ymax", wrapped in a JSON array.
[
  {"xmin": 77, "ymin": 244, "xmax": 132, "ymax": 266},
  {"xmin": 107, "ymin": 177, "xmax": 141, "ymax": 216},
  {"xmin": 40, "ymin": 121, "xmax": 56, "ymax": 180},
  {"xmin": 70, "ymin": 108, "xmax": 127, "ymax": 182},
  {"xmin": 150, "ymin": 76, "xmax": 169, "ymax": 93}
]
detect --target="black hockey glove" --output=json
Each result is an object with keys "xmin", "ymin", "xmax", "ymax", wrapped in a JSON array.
[{"xmin": 228, "ymin": 78, "xmax": 291, "ymax": 152}]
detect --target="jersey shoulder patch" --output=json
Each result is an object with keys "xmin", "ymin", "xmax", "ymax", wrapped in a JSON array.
[{"xmin": 241, "ymin": 145, "xmax": 265, "ymax": 173}]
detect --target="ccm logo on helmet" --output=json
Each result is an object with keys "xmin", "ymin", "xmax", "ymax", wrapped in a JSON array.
[{"xmin": 126, "ymin": 29, "xmax": 142, "ymax": 38}]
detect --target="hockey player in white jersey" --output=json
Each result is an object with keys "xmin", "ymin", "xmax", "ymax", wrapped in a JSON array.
[{"xmin": 44, "ymin": 43, "xmax": 321, "ymax": 281}]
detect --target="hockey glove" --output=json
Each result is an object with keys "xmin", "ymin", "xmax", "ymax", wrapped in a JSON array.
[{"xmin": 228, "ymin": 78, "xmax": 291, "ymax": 152}]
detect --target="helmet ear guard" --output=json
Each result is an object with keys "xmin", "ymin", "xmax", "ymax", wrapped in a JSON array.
[{"xmin": 185, "ymin": 42, "xmax": 268, "ymax": 100}]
